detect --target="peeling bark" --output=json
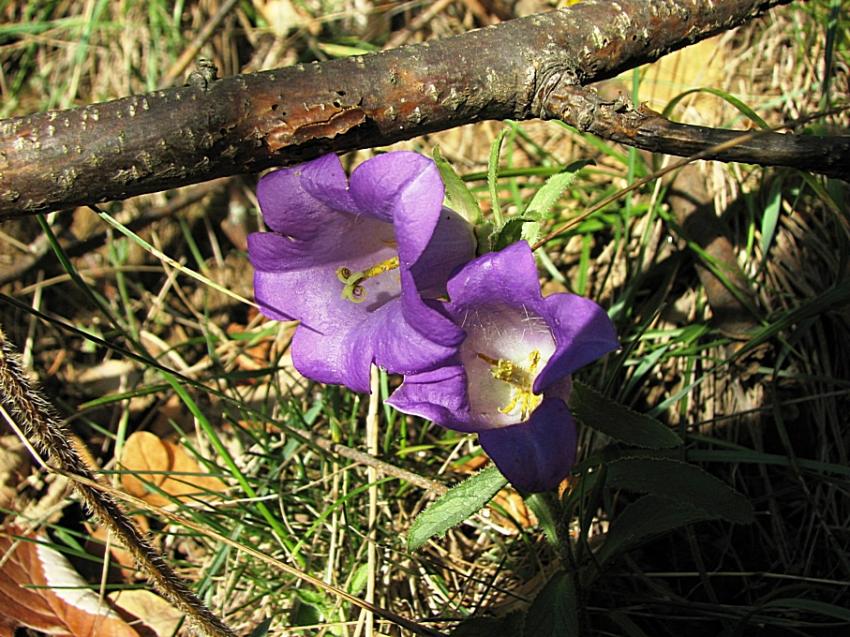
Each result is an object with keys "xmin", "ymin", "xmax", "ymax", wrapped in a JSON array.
[{"xmin": 0, "ymin": 0, "xmax": 808, "ymax": 219}]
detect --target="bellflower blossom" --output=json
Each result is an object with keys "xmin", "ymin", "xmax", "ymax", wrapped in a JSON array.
[
  {"xmin": 388, "ymin": 241, "xmax": 618, "ymax": 492},
  {"xmin": 248, "ymin": 152, "xmax": 476, "ymax": 393}
]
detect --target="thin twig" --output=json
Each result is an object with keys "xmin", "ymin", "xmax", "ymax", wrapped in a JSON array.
[{"xmin": 533, "ymin": 107, "xmax": 849, "ymax": 250}]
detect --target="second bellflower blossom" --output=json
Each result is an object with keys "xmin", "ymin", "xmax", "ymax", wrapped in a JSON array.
[
  {"xmin": 388, "ymin": 241, "xmax": 619, "ymax": 492},
  {"xmin": 248, "ymin": 152, "xmax": 476, "ymax": 393}
]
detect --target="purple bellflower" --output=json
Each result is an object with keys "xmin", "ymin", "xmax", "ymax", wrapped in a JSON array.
[
  {"xmin": 388, "ymin": 241, "xmax": 619, "ymax": 492},
  {"xmin": 248, "ymin": 152, "xmax": 476, "ymax": 393}
]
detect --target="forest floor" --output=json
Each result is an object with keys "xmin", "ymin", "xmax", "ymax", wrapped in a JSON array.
[{"xmin": 0, "ymin": 1, "xmax": 848, "ymax": 636}]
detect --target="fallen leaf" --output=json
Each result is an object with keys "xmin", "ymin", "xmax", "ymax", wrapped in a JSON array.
[
  {"xmin": 0, "ymin": 525, "xmax": 139, "ymax": 636},
  {"xmin": 109, "ymin": 589, "xmax": 184, "ymax": 637},
  {"xmin": 120, "ymin": 431, "xmax": 227, "ymax": 507},
  {"xmin": 489, "ymin": 489, "xmax": 538, "ymax": 531}
]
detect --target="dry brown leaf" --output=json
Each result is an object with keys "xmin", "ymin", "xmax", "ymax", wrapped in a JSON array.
[
  {"xmin": 0, "ymin": 525, "xmax": 139, "ymax": 637},
  {"xmin": 150, "ymin": 394, "xmax": 196, "ymax": 436},
  {"xmin": 120, "ymin": 431, "xmax": 227, "ymax": 507},
  {"xmin": 109, "ymin": 589, "xmax": 185, "ymax": 637}
]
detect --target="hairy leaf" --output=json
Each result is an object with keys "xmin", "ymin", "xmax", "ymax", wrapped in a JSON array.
[
  {"xmin": 606, "ymin": 457, "xmax": 754, "ymax": 524},
  {"xmin": 595, "ymin": 495, "xmax": 719, "ymax": 565},
  {"xmin": 407, "ymin": 466, "xmax": 507, "ymax": 550},
  {"xmin": 570, "ymin": 382, "xmax": 681, "ymax": 449}
]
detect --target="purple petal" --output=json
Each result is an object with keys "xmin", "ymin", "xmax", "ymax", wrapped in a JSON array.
[
  {"xmin": 300, "ymin": 155, "xmax": 359, "ymax": 214},
  {"xmin": 349, "ymin": 152, "xmax": 445, "ymax": 264},
  {"xmin": 249, "ymin": 219, "xmax": 398, "ymax": 331},
  {"xmin": 533, "ymin": 294, "xmax": 619, "ymax": 392},
  {"xmin": 445, "ymin": 241, "xmax": 545, "ymax": 318},
  {"xmin": 477, "ymin": 399, "xmax": 577, "ymax": 493},
  {"xmin": 409, "ymin": 207, "xmax": 477, "ymax": 299},
  {"xmin": 257, "ymin": 155, "xmax": 352, "ymax": 236},
  {"xmin": 400, "ymin": 269, "xmax": 465, "ymax": 349},
  {"xmin": 356, "ymin": 300, "xmax": 459, "ymax": 379},
  {"xmin": 290, "ymin": 322, "xmax": 360, "ymax": 389},
  {"xmin": 252, "ymin": 266, "xmax": 352, "ymax": 329},
  {"xmin": 291, "ymin": 297, "xmax": 461, "ymax": 393},
  {"xmin": 387, "ymin": 365, "xmax": 478, "ymax": 432}
]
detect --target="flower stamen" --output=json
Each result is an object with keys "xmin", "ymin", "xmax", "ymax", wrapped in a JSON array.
[
  {"xmin": 477, "ymin": 350, "xmax": 543, "ymax": 420},
  {"xmin": 336, "ymin": 256, "xmax": 400, "ymax": 303}
]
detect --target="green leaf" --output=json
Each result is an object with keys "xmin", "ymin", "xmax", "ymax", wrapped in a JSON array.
[
  {"xmin": 407, "ymin": 466, "xmax": 507, "ymax": 550},
  {"xmin": 569, "ymin": 382, "xmax": 682, "ymax": 449},
  {"xmin": 761, "ymin": 598, "xmax": 850, "ymax": 622},
  {"xmin": 524, "ymin": 160, "xmax": 592, "ymax": 220},
  {"xmin": 347, "ymin": 562, "xmax": 369, "ymax": 595},
  {"xmin": 521, "ymin": 219, "xmax": 541, "ymax": 247},
  {"xmin": 475, "ymin": 221, "xmax": 495, "ymax": 254},
  {"xmin": 248, "ymin": 617, "xmax": 272, "ymax": 637},
  {"xmin": 661, "ymin": 87, "xmax": 769, "ymax": 129},
  {"xmin": 606, "ymin": 457, "xmax": 754, "ymax": 524},
  {"xmin": 492, "ymin": 217, "xmax": 529, "ymax": 251},
  {"xmin": 433, "ymin": 146, "xmax": 482, "ymax": 225},
  {"xmin": 524, "ymin": 494, "xmax": 559, "ymax": 547},
  {"xmin": 596, "ymin": 495, "xmax": 717, "ymax": 565},
  {"xmin": 760, "ymin": 178, "xmax": 783, "ymax": 257},
  {"xmin": 523, "ymin": 572, "xmax": 579, "ymax": 637},
  {"xmin": 450, "ymin": 613, "xmax": 525, "ymax": 636}
]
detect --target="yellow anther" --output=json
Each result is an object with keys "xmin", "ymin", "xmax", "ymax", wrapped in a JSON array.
[
  {"xmin": 361, "ymin": 255, "xmax": 399, "ymax": 279},
  {"xmin": 477, "ymin": 349, "xmax": 544, "ymax": 420},
  {"xmin": 336, "ymin": 255, "xmax": 401, "ymax": 304}
]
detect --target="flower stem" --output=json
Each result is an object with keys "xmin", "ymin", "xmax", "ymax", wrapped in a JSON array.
[{"xmin": 526, "ymin": 491, "xmax": 578, "ymax": 568}]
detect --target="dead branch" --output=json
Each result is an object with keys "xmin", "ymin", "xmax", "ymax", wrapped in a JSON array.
[
  {"xmin": 1, "ymin": 0, "xmax": 822, "ymax": 221},
  {"xmin": 541, "ymin": 85, "xmax": 850, "ymax": 180}
]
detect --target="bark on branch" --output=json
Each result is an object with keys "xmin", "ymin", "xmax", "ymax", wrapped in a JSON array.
[
  {"xmin": 3, "ymin": 0, "xmax": 835, "ymax": 221},
  {"xmin": 541, "ymin": 85, "xmax": 850, "ymax": 180}
]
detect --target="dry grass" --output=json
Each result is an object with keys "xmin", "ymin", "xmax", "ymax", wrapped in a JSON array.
[{"xmin": 1, "ymin": 1, "xmax": 848, "ymax": 635}]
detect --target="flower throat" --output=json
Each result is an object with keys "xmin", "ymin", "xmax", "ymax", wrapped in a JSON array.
[{"xmin": 336, "ymin": 256, "xmax": 400, "ymax": 303}]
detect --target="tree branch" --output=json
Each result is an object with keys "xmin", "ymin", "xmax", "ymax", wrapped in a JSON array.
[
  {"xmin": 540, "ymin": 85, "xmax": 850, "ymax": 180},
  {"xmin": 0, "ymin": 0, "xmax": 817, "ymax": 220}
]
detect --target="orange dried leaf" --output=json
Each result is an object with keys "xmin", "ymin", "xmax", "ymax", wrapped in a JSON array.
[
  {"xmin": 109, "ymin": 589, "xmax": 184, "ymax": 637},
  {"xmin": 120, "ymin": 431, "xmax": 227, "ymax": 507},
  {"xmin": 0, "ymin": 526, "xmax": 139, "ymax": 637}
]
